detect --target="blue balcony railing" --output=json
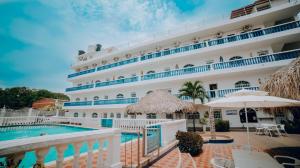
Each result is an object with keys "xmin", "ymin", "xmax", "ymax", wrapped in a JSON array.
[
  {"xmin": 65, "ymin": 84, "xmax": 94, "ymax": 92},
  {"xmin": 64, "ymin": 101, "xmax": 93, "ymax": 106},
  {"xmin": 207, "ymin": 87, "xmax": 260, "ymax": 98},
  {"xmin": 68, "ymin": 68, "xmax": 96, "ymax": 78},
  {"xmin": 95, "ymin": 76, "xmax": 138, "ymax": 88},
  {"xmin": 97, "ymin": 57, "xmax": 139, "ymax": 71},
  {"xmin": 68, "ymin": 58, "xmax": 139, "ymax": 79},
  {"xmin": 212, "ymin": 49, "xmax": 300, "ymax": 70},
  {"xmin": 141, "ymin": 65, "xmax": 211, "ymax": 80},
  {"xmin": 141, "ymin": 20, "xmax": 300, "ymax": 61},
  {"xmin": 94, "ymin": 98, "xmax": 138, "ymax": 105}
]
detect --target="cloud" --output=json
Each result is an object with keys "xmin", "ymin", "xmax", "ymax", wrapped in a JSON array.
[{"xmin": 2, "ymin": 0, "xmax": 255, "ymax": 92}]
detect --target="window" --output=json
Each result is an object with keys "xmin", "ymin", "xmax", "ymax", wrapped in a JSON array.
[
  {"xmin": 93, "ymin": 96, "xmax": 99, "ymax": 100},
  {"xmin": 74, "ymin": 112, "xmax": 79, "ymax": 117},
  {"xmin": 116, "ymin": 113, "xmax": 121, "ymax": 118},
  {"xmin": 257, "ymin": 50, "xmax": 269, "ymax": 56},
  {"xmin": 92, "ymin": 113, "xmax": 98, "ymax": 118},
  {"xmin": 124, "ymin": 113, "xmax": 128, "ymax": 118},
  {"xmin": 214, "ymin": 111, "xmax": 222, "ymax": 119},
  {"xmin": 131, "ymin": 92, "xmax": 136, "ymax": 98},
  {"xmin": 147, "ymin": 113, "xmax": 157, "ymax": 119},
  {"xmin": 166, "ymin": 113, "xmax": 173, "ymax": 119},
  {"xmin": 146, "ymin": 90, "xmax": 153, "ymax": 94},
  {"xmin": 83, "ymin": 113, "xmax": 86, "ymax": 117},
  {"xmin": 239, "ymin": 108, "xmax": 257, "ymax": 123},
  {"xmin": 118, "ymin": 76, "xmax": 125, "ymax": 79},
  {"xmin": 164, "ymin": 67, "xmax": 171, "ymax": 71},
  {"xmin": 104, "ymin": 95, "xmax": 108, "ymax": 99},
  {"xmin": 103, "ymin": 113, "xmax": 108, "ymax": 118},
  {"xmin": 75, "ymin": 98, "xmax": 80, "ymax": 102},
  {"xmin": 131, "ymin": 73, "xmax": 137, "ymax": 77},
  {"xmin": 116, "ymin": 94, "xmax": 124, "ymax": 99},
  {"xmin": 183, "ymin": 64, "xmax": 194, "ymax": 68},
  {"xmin": 168, "ymin": 89, "xmax": 172, "ymax": 93},
  {"xmin": 84, "ymin": 97, "xmax": 87, "ymax": 101},
  {"xmin": 187, "ymin": 112, "xmax": 200, "ymax": 119},
  {"xmin": 229, "ymin": 56, "xmax": 243, "ymax": 61},
  {"xmin": 95, "ymin": 80, "xmax": 101, "ymax": 83},
  {"xmin": 110, "ymin": 113, "xmax": 114, "ymax": 118},
  {"xmin": 235, "ymin": 81, "xmax": 250, "ymax": 88},
  {"xmin": 147, "ymin": 70, "xmax": 155, "ymax": 74}
]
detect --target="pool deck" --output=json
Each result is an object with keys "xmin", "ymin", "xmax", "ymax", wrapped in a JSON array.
[{"xmin": 46, "ymin": 131, "xmax": 300, "ymax": 168}]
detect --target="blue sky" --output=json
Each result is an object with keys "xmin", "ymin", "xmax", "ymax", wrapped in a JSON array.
[{"xmin": 0, "ymin": 0, "xmax": 254, "ymax": 92}]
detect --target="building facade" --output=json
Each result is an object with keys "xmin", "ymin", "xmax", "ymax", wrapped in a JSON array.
[{"xmin": 64, "ymin": 0, "xmax": 300, "ymax": 128}]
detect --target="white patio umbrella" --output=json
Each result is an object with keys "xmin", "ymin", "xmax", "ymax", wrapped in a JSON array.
[{"xmin": 205, "ymin": 89, "xmax": 300, "ymax": 146}]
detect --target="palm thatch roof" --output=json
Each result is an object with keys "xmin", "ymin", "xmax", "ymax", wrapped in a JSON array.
[
  {"xmin": 125, "ymin": 89, "xmax": 195, "ymax": 114},
  {"xmin": 262, "ymin": 57, "xmax": 300, "ymax": 100}
]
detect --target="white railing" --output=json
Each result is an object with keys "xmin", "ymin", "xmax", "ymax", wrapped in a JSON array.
[
  {"xmin": 112, "ymin": 118, "xmax": 170, "ymax": 130},
  {"xmin": 0, "ymin": 116, "xmax": 53, "ymax": 126},
  {"xmin": 0, "ymin": 116, "xmax": 100, "ymax": 128},
  {"xmin": 158, "ymin": 119, "xmax": 187, "ymax": 147},
  {"xmin": 0, "ymin": 128, "xmax": 121, "ymax": 168}
]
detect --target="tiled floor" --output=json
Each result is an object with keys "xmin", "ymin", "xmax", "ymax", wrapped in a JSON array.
[{"xmin": 46, "ymin": 132, "xmax": 300, "ymax": 168}]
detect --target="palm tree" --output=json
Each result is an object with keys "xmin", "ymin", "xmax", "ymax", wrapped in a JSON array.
[{"xmin": 179, "ymin": 81, "xmax": 208, "ymax": 132}]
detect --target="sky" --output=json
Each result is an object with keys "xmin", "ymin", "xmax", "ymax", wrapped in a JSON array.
[{"xmin": 0, "ymin": 0, "xmax": 254, "ymax": 92}]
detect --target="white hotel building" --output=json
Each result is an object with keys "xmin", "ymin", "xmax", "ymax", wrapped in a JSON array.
[{"xmin": 64, "ymin": 0, "xmax": 300, "ymax": 128}]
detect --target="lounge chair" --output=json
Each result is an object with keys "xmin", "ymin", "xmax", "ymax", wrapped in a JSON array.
[{"xmin": 274, "ymin": 155, "xmax": 300, "ymax": 167}]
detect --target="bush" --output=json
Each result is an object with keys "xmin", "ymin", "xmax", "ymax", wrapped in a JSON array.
[
  {"xmin": 215, "ymin": 120, "xmax": 230, "ymax": 132},
  {"xmin": 176, "ymin": 131, "xmax": 203, "ymax": 156}
]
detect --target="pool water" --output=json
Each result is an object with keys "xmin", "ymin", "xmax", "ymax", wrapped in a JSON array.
[{"xmin": 0, "ymin": 125, "xmax": 139, "ymax": 167}]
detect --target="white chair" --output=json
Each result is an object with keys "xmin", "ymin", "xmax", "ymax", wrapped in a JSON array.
[
  {"xmin": 277, "ymin": 124, "xmax": 288, "ymax": 136},
  {"xmin": 274, "ymin": 155, "xmax": 300, "ymax": 167},
  {"xmin": 210, "ymin": 157, "xmax": 235, "ymax": 168},
  {"xmin": 255, "ymin": 124, "xmax": 264, "ymax": 135}
]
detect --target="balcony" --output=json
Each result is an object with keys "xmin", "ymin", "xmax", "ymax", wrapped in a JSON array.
[
  {"xmin": 64, "ymin": 101, "xmax": 93, "ymax": 106},
  {"xmin": 141, "ymin": 20, "xmax": 300, "ymax": 61},
  {"xmin": 68, "ymin": 57, "xmax": 139, "ymax": 79},
  {"xmin": 63, "ymin": 98, "xmax": 138, "ymax": 107},
  {"xmin": 94, "ymin": 98, "xmax": 138, "ymax": 105},
  {"xmin": 65, "ymin": 84, "xmax": 94, "ymax": 92},
  {"xmin": 65, "ymin": 49, "xmax": 300, "ymax": 93},
  {"xmin": 95, "ymin": 76, "xmax": 138, "ymax": 88},
  {"xmin": 207, "ymin": 87, "xmax": 260, "ymax": 99}
]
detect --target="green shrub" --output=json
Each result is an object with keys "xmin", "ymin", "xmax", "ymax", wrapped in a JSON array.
[
  {"xmin": 215, "ymin": 120, "xmax": 230, "ymax": 132},
  {"xmin": 176, "ymin": 131, "xmax": 203, "ymax": 156}
]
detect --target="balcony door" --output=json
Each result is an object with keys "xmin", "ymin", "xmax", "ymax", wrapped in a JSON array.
[{"xmin": 209, "ymin": 84, "xmax": 218, "ymax": 98}]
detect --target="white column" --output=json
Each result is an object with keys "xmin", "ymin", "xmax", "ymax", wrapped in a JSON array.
[
  {"xmin": 87, "ymin": 140, "xmax": 94, "ymax": 168},
  {"xmin": 73, "ymin": 142, "xmax": 82, "ymax": 168},
  {"xmin": 35, "ymin": 148, "xmax": 49, "ymax": 167},
  {"xmin": 107, "ymin": 133, "xmax": 122, "ymax": 168},
  {"xmin": 96, "ymin": 139, "xmax": 104, "ymax": 168},
  {"xmin": 56, "ymin": 144, "xmax": 68, "ymax": 168}
]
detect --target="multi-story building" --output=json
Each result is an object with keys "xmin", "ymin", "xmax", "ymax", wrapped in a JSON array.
[{"xmin": 64, "ymin": 0, "xmax": 300, "ymax": 128}]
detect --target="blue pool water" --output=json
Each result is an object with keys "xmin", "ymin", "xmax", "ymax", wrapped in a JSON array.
[{"xmin": 0, "ymin": 125, "xmax": 139, "ymax": 167}]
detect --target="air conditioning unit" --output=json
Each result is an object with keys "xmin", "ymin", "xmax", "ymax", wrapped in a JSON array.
[
  {"xmin": 193, "ymin": 37, "xmax": 199, "ymax": 43},
  {"xmin": 215, "ymin": 32, "xmax": 223, "ymax": 38},
  {"xmin": 242, "ymin": 24, "xmax": 253, "ymax": 32},
  {"xmin": 113, "ymin": 57, "xmax": 119, "ymax": 62}
]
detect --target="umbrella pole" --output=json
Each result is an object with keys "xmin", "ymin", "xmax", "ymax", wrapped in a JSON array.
[{"xmin": 244, "ymin": 103, "xmax": 250, "ymax": 147}]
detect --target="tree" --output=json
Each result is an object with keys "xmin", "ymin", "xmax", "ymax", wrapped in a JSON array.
[{"xmin": 179, "ymin": 81, "xmax": 208, "ymax": 132}]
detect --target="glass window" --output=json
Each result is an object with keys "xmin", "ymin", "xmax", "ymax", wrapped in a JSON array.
[
  {"xmin": 118, "ymin": 76, "xmax": 125, "ymax": 79},
  {"xmin": 75, "ymin": 98, "xmax": 80, "ymax": 102},
  {"xmin": 116, "ymin": 94, "xmax": 124, "ymax": 99},
  {"xmin": 116, "ymin": 113, "xmax": 121, "ymax": 118},
  {"xmin": 110, "ymin": 113, "xmax": 114, "ymax": 118},
  {"xmin": 239, "ymin": 108, "xmax": 257, "ymax": 123},
  {"xmin": 214, "ymin": 111, "xmax": 222, "ymax": 119},
  {"xmin": 146, "ymin": 113, "xmax": 156, "ymax": 119},
  {"xmin": 83, "ymin": 113, "xmax": 86, "ymax": 118},
  {"xmin": 183, "ymin": 64, "xmax": 194, "ymax": 68},
  {"xmin": 131, "ymin": 92, "xmax": 136, "ymax": 98},
  {"xmin": 92, "ymin": 113, "xmax": 98, "ymax": 118},
  {"xmin": 146, "ymin": 90, "xmax": 153, "ymax": 94},
  {"xmin": 93, "ymin": 96, "xmax": 99, "ymax": 100},
  {"xmin": 166, "ymin": 113, "xmax": 173, "ymax": 119},
  {"xmin": 74, "ymin": 112, "xmax": 79, "ymax": 117},
  {"xmin": 235, "ymin": 81, "xmax": 250, "ymax": 88},
  {"xmin": 104, "ymin": 95, "xmax": 108, "ymax": 100},
  {"xmin": 103, "ymin": 113, "xmax": 107, "ymax": 118},
  {"xmin": 84, "ymin": 97, "xmax": 87, "ymax": 101},
  {"xmin": 95, "ymin": 80, "xmax": 101, "ymax": 83},
  {"xmin": 146, "ymin": 70, "xmax": 155, "ymax": 74},
  {"xmin": 124, "ymin": 113, "xmax": 128, "ymax": 118},
  {"xmin": 229, "ymin": 56, "xmax": 243, "ymax": 61}
]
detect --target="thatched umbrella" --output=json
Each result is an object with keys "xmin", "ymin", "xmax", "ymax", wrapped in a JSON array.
[
  {"xmin": 262, "ymin": 57, "xmax": 300, "ymax": 100},
  {"xmin": 126, "ymin": 90, "xmax": 195, "ymax": 116}
]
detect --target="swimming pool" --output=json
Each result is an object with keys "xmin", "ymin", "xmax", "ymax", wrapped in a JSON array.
[{"xmin": 0, "ymin": 125, "xmax": 139, "ymax": 167}]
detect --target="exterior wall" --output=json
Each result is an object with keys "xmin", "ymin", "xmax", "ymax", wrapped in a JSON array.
[{"xmin": 64, "ymin": 0, "xmax": 300, "ymax": 128}]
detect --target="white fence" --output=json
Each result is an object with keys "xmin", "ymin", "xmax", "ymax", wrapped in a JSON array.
[
  {"xmin": 112, "ymin": 118, "xmax": 170, "ymax": 130},
  {"xmin": 0, "ymin": 128, "xmax": 121, "ymax": 168}
]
